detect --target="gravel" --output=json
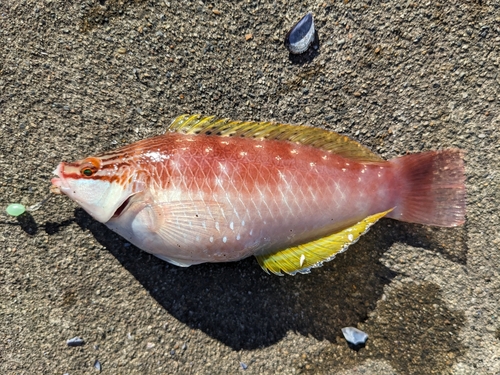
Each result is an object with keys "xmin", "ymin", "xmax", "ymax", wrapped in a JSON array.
[{"xmin": 1, "ymin": 0, "xmax": 499, "ymax": 374}]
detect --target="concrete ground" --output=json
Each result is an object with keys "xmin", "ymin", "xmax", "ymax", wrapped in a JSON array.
[{"xmin": 1, "ymin": 0, "xmax": 499, "ymax": 374}]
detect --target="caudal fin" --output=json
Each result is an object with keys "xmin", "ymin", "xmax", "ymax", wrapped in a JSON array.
[{"xmin": 388, "ymin": 149, "xmax": 466, "ymax": 227}]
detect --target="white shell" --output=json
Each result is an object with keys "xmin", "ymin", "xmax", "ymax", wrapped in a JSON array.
[
  {"xmin": 66, "ymin": 336, "xmax": 85, "ymax": 347},
  {"xmin": 341, "ymin": 327, "xmax": 368, "ymax": 345}
]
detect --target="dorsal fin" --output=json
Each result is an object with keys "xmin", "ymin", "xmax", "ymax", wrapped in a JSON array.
[
  {"xmin": 167, "ymin": 114, "xmax": 383, "ymax": 162},
  {"xmin": 255, "ymin": 209, "xmax": 393, "ymax": 275}
]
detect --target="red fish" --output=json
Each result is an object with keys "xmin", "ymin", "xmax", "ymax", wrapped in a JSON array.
[{"xmin": 51, "ymin": 115, "xmax": 465, "ymax": 275}]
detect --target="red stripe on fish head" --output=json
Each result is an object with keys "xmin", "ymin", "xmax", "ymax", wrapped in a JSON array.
[{"xmin": 51, "ymin": 152, "xmax": 147, "ymax": 223}]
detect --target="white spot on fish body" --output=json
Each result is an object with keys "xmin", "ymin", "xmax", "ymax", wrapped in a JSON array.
[
  {"xmin": 215, "ymin": 222, "xmax": 220, "ymax": 231},
  {"xmin": 240, "ymin": 151, "xmax": 247, "ymax": 157},
  {"xmin": 205, "ymin": 147, "xmax": 213, "ymax": 153},
  {"xmin": 291, "ymin": 149, "xmax": 298, "ymax": 154},
  {"xmin": 210, "ymin": 236, "xmax": 214, "ymax": 243},
  {"xmin": 358, "ymin": 177, "xmax": 362, "ymax": 182},
  {"xmin": 143, "ymin": 151, "xmax": 170, "ymax": 162},
  {"xmin": 223, "ymin": 236, "xmax": 227, "ymax": 243},
  {"xmin": 250, "ymin": 229, "xmax": 253, "ymax": 235},
  {"xmin": 378, "ymin": 172, "xmax": 382, "ymax": 177},
  {"xmin": 379, "ymin": 166, "xmax": 384, "ymax": 169},
  {"xmin": 218, "ymin": 162, "xmax": 227, "ymax": 172},
  {"xmin": 221, "ymin": 140, "xmax": 229, "ymax": 145},
  {"xmin": 345, "ymin": 163, "xmax": 350, "ymax": 166},
  {"xmin": 300, "ymin": 254, "xmax": 306, "ymax": 267},
  {"xmin": 255, "ymin": 144, "xmax": 263, "ymax": 148},
  {"xmin": 241, "ymin": 220, "xmax": 245, "ymax": 226},
  {"xmin": 342, "ymin": 168, "xmax": 346, "ymax": 172},
  {"xmin": 236, "ymin": 234, "xmax": 241, "ymax": 241},
  {"xmin": 361, "ymin": 169, "xmax": 365, "ymax": 173},
  {"xmin": 275, "ymin": 155, "xmax": 282, "ymax": 161},
  {"xmin": 230, "ymin": 222, "xmax": 234, "ymax": 230},
  {"xmin": 322, "ymin": 155, "xmax": 328, "ymax": 160},
  {"xmin": 348, "ymin": 234, "xmax": 354, "ymax": 242},
  {"xmin": 309, "ymin": 162, "xmax": 316, "ymax": 167}
]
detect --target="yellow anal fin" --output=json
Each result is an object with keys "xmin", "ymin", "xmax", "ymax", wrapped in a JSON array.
[
  {"xmin": 255, "ymin": 209, "xmax": 393, "ymax": 276},
  {"xmin": 167, "ymin": 114, "xmax": 383, "ymax": 163}
]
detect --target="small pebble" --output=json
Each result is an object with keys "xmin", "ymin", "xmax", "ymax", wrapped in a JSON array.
[
  {"xmin": 6, "ymin": 203, "xmax": 26, "ymax": 217},
  {"xmin": 66, "ymin": 337, "xmax": 85, "ymax": 347},
  {"xmin": 240, "ymin": 362, "xmax": 248, "ymax": 370},
  {"xmin": 94, "ymin": 360, "xmax": 101, "ymax": 371}
]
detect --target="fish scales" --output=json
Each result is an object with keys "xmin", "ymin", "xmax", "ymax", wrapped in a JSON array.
[
  {"xmin": 51, "ymin": 115, "xmax": 465, "ymax": 274},
  {"xmin": 111, "ymin": 133, "xmax": 395, "ymax": 263}
]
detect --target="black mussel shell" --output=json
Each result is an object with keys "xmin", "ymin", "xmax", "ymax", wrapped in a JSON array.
[{"xmin": 284, "ymin": 12, "xmax": 315, "ymax": 54}]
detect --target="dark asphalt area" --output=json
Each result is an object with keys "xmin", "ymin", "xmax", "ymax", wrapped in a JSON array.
[{"xmin": 1, "ymin": 0, "xmax": 499, "ymax": 374}]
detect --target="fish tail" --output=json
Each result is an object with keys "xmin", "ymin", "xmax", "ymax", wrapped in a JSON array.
[{"xmin": 387, "ymin": 149, "xmax": 466, "ymax": 227}]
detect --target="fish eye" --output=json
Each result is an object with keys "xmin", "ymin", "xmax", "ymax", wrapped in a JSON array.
[
  {"xmin": 81, "ymin": 167, "xmax": 95, "ymax": 177},
  {"xmin": 80, "ymin": 158, "xmax": 101, "ymax": 177}
]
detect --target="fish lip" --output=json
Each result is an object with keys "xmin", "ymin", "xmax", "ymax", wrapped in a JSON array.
[{"xmin": 50, "ymin": 163, "xmax": 69, "ymax": 195}]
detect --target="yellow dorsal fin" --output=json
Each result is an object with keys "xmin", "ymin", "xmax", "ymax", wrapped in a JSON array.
[
  {"xmin": 167, "ymin": 114, "xmax": 383, "ymax": 162},
  {"xmin": 255, "ymin": 209, "xmax": 393, "ymax": 276}
]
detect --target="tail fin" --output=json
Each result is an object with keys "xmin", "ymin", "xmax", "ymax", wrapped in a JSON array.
[{"xmin": 388, "ymin": 149, "xmax": 466, "ymax": 227}]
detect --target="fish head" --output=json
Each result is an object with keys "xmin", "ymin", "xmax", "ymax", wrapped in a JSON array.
[{"xmin": 51, "ymin": 156, "xmax": 146, "ymax": 223}]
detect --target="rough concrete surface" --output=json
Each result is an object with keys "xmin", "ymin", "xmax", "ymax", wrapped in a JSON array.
[{"xmin": 1, "ymin": 0, "xmax": 499, "ymax": 374}]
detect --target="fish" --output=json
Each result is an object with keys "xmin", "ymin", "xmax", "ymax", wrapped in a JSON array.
[{"xmin": 51, "ymin": 114, "xmax": 466, "ymax": 275}]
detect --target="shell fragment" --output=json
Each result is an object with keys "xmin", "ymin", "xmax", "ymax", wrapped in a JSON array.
[
  {"xmin": 341, "ymin": 327, "xmax": 368, "ymax": 349},
  {"xmin": 284, "ymin": 12, "xmax": 316, "ymax": 54}
]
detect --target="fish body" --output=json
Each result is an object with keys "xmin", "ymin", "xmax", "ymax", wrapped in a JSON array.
[{"xmin": 51, "ymin": 115, "xmax": 465, "ymax": 275}]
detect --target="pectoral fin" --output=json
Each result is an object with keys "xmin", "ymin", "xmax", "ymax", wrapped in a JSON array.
[
  {"xmin": 255, "ymin": 209, "xmax": 393, "ymax": 276},
  {"xmin": 138, "ymin": 200, "xmax": 226, "ymax": 266}
]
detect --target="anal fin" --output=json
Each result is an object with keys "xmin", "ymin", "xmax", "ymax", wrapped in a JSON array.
[
  {"xmin": 255, "ymin": 209, "xmax": 393, "ymax": 276},
  {"xmin": 153, "ymin": 253, "xmax": 196, "ymax": 267}
]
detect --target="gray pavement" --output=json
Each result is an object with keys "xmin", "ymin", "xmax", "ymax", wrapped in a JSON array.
[{"xmin": 1, "ymin": 0, "xmax": 499, "ymax": 374}]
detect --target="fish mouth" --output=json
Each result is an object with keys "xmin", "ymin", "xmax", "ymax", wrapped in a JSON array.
[{"xmin": 51, "ymin": 163, "xmax": 67, "ymax": 195}]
